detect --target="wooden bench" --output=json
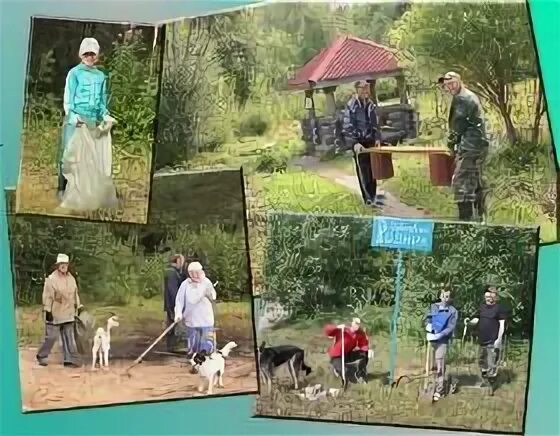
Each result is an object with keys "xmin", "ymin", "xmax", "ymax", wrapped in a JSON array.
[{"xmin": 357, "ymin": 145, "xmax": 455, "ymax": 186}]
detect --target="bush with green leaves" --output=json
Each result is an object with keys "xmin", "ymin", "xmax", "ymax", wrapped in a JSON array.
[
  {"xmin": 262, "ymin": 212, "xmax": 394, "ymax": 317},
  {"xmin": 261, "ymin": 213, "xmax": 537, "ymax": 338},
  {"xmin": 104, "ymin": 30, "xmax": 161, "ymax": 160},
  {"xmin": 239, "ymin": 113, "xmax": 270, "ymax": 137},
  {"xmin": 9, "ymin": 214, "xmax": 250, "ymax": 306}
]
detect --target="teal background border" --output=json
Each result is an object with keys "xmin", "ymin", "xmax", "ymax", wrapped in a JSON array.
[{"xmin": 1, "ymin": 1, "xmax": 558, "ymax": 435}]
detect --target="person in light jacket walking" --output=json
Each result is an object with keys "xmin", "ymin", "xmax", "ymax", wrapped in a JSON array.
[
  {"xmin": 174, "ymin": 262, "xmax": 217, "ymax": 357},
  {"xmin": 36, "ymin": 253, "xmax": 84, "ymax": 368}
]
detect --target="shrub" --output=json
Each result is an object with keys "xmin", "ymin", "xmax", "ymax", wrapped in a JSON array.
[
  {"xmin": 239, "ymin": 113, "xmax": 270, "ymax": 137},
  {"xmin": 255, "ymin": 150, "xmax": 288, "ymax": 174}
]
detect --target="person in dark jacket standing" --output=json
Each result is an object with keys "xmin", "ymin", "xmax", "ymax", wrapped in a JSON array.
[
  {"xmin": 163, "ymin": 254, "xmax": 185, "ymax": 352},
  {"xmin": 467, "ymin": 285, "xmax": 508, "ymax": 392},
  {"xmin": 344, "ymin": 80, "xmax": 382, "ymax": 206},
  {"xmin": 438, "ymin": 72, "xmax": 489, "ymax": 221},
  {"xmin": 424, "ymin": 289, "xmax": 458, "ymax": 401}
]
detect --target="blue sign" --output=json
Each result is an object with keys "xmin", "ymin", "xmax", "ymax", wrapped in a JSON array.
[{"xmin": 371, "ymin": 217, "xmax": 434, "ymax": 253}]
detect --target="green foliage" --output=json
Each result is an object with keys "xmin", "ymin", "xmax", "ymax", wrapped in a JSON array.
[
  {"xmin": 388, "ymin": 2, "xmax": 540, "ymax": 144},
  {"xmin": 262, "ymin": 213, "xmax": 393, "ymax": 317},
  {"xmin": 104, "ymin": 30, "xmax": 161, "ymax": 159},
  {"xmin": 239, "ymin": 112, "xmax": 270, "ymax": 137},
  {"xmin": 262, "ymin": 213, "xmax": 537, "ymax": 338},
  {"xmin": 255, "ymin": 149, "xmax": 288, "ymax": 174},
  {"xmin": 9, "ymin": 212, "xmax": 250, "ymax": 306}
]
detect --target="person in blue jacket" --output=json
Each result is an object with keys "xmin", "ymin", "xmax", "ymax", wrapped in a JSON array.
[
  {"xmin": 57, "ymin": 37, "xmax": 113, "ymax": 200},
  {"xmin": 344, "ymin": 80, "xmax": 382, "ymax": 206},
  {"xmin": 424, "ymin": 289, "xmax": 458, "ymax": 401}
]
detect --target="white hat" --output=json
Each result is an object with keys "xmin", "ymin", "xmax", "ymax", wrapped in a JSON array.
[
  {"xmin": 187, "ymin": 261, "xmax": 203, "ymax": 272},
  {"xmin": 56, "ymin": 253, "xmax": 69, "ymax": 264},
  {"xmin": 437, "ymin": 71, "xmax": 461, "ymax": 84},
  {"xmin": 352, "ymin": 317, "xmax": 361, "ymax": 325},
  {"xmin": 79, "ymin": 38, "xmax": 100, "ymax": 56}
]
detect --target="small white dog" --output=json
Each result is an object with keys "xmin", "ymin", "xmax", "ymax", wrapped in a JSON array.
[
  {"xmin": 91, "ymin": 315, "xmax": 120, "ymax": 371},
  {"xmin": 189, "ymin": 341, "xmax": 238, "ymax": 395}
]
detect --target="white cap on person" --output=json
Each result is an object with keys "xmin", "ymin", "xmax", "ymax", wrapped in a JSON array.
[
  {"xmin": 79, "ymin": 38, "xmax": 100, "ymax": 56},
  {"xmin": 187, "ymin": 261, "xmax": 203, "ymax": 272},
  {"xmin": 56, "ymin": 253, "xmax": 69, "ymax": 264},
  {"xmin": 437, "ymin": 71, "xmax": 461, "ymax": 85},
  {"xmin": 352, "ymin": 317, "xmax": 361, "ymax": 325}
]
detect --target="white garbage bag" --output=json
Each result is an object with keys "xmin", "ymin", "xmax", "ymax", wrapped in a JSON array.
[{"xmin": 60, "ymin": 121, "xmax": 118, "ymax": 211}]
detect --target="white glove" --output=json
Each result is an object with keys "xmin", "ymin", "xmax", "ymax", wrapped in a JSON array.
[
  {"xmin": 493, "ymin": 338, "xmax": 502, "ymax": 349},
  {"xmin": 425, "ymin": 323, "xmax": 433, "ymax": 333},
  {"xmin": 469, "ymin": 317, "xmax": 479, "ymax": 325},
  {"xmin": 353, "ymin": 143, "xmax": 365, "ymax": 154},
  {"xmin": 337, "ymin": 324, "xmax": 346, "ymax": 329},
  {"xmin": 69, "ymin": 113, "xmax": 83, "ymax": 126},
  {"xmin": 103, "ymin": 114, "xmax": 117, "ymax": 124},
  {"xmin": 367, "ymin": 349, "xmax": 375, "ymax": 359},
  {"xmin": 174, "ymin": 314, "xmax": 182, "ymax": 323}
]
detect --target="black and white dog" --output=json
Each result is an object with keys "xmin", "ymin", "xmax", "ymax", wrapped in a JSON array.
[
  {"xmin": 258, "ymin": 342, "xmax": 312, "ymax": 395},
  {"xmin": 190, "ymin": 341, "xmax": 237, "ymax": 395}
]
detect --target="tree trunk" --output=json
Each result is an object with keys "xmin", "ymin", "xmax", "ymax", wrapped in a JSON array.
[
  {"xmin": 495, "ymin": 96, "xmax": 518, "ymax": 144},
  {"xmin": 502, "ymin": 109, "xmax": 518, "ymax": 144},
  {"xmin": 532, "ymin": 79, "xmax": 544, "ymax": 145}
]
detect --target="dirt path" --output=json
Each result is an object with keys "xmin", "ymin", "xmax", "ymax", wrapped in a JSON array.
[
  {"xmin": 19, "ymin": 347, "xmax": 257, "ymax": 412},
  {"xmin": 292, "ymin": 155, "xmax": 429, "ymax": 218}
]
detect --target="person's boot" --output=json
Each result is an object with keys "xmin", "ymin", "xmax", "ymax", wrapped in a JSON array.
[
  {"xmin": 57, "ymin": 176, "xmax": 67, "ymax": 202},
  {"xmin": 458, "ymin": 202, "xmax": 475, "ymax": 221},
  {"xmin": 36, "ymin": 355, "xmax": 48, "ymax": 367},
  {"xmin": 487, "ymin": 376, "xmax": 497, "ymax": 395}
]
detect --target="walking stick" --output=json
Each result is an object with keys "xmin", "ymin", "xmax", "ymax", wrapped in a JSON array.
[
  {"xmin": 423, "ymin": 340, "xmax": 431, "ymax": 391},
  {"xmin": 340, "ymin": 325, "xmax": 346, "ymax": 387}
]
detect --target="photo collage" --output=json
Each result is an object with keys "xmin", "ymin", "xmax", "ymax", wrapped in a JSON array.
[{"xmin": 4, "ymin": 1, "xmax": 558, "ymax": 435}]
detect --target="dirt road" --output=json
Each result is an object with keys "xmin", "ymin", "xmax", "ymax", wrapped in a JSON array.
[{"xmin": 19, "ymin": 347, "xmax": 257, "ymax": 412}]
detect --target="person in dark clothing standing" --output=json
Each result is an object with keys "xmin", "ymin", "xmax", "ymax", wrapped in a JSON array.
[
  {"xmin": 467, "ymin": 285, "xmax": 508, "ymax": 391},
  {"xmin": 344, "ymin": 80, "xmax": 382, "ymax": 206},
  {"xmin": 163, "ymin": 254, "xmax": 185, "ymax": 352},
  {"xmin": 438, "ymin": 72, "xmax": 489, "ymax": 221}
]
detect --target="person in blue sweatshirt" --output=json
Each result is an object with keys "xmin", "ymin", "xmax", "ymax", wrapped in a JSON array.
[
  {"xmin": 424, "ymin": 289, "xmax": 458, "ymax": 401},
  {"xmin": 57, "ymin": 37, "xmax": 114, "ymax": 200}
]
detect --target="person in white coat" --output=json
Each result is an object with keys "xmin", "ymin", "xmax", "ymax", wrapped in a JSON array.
[{"xmin": 174, "ymin": 262, "xmax": 217, "ymax": 356}]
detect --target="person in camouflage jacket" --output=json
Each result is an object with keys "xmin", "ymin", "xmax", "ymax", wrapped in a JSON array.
[{"xmin": 438, "ymin": 72, "xmax": 489, "ymax": 221}]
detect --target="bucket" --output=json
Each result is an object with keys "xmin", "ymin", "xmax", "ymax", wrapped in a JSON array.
[
  {"xmin": 370, "ymin": 152, "xmax": 394, "ymax": 180},
  {"xmin": 429, "ymin": 152, "xmax": 455, "ymax": 186}
]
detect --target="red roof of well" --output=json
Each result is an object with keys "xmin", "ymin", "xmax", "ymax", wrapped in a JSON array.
[{"xmin": 288, "ymin": 35, "xmax": 401, "ymax": 90}]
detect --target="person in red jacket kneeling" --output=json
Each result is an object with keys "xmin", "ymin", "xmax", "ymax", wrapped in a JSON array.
[{"xmin": 324, "ymin": 317, "xmax": 370, "ymax": 386}]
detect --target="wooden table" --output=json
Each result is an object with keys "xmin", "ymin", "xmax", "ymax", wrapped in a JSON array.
[
  {"xmin": 356, "ymin": 145, "xmax": 454, "ymax": 185},
  {"xmin": 359, "ymin": 145, "xmax": 451, "ymax": 155}
]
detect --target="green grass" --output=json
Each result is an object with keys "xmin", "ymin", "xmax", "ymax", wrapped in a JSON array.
[
  {"xmin": 325, "ymin": 152, "xmax": 557, "ymax": 241},
  {"xmin": 16, "ymin": 298, "xmax": 252, "ymax": 347},
  {"xmin": 258, "ymin": 169, "xmax": 374, "ymax": 215},
  {"xmin": 182, "ymin": 122, "xmax": 306, "ymax": 174},
  {"xmin": 257, "ymin": 314, "xmax": 529, "ymax": 433},
  {"xmin": 149, "ymin": 170, "xmax": 246, "ymax": 225},
  {"xmin": 327, "ymin": 154, "xmax": 456, "ymax": 217}
]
